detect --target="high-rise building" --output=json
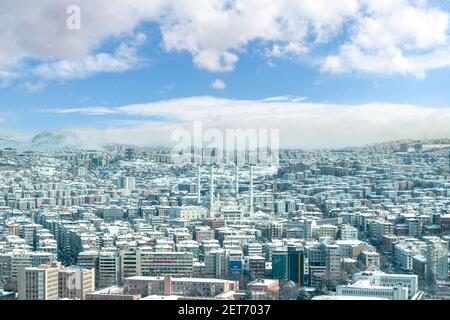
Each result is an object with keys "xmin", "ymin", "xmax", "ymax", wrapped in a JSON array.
[
  {"xmin": 58, "ymin": 266, "xmax": 95, "ymax": 300},
  {"xmin": 247, "ymin": 256, "xmax": 266, "ymax": 280},
  {"xmin": 204, "ymin": 249, "xmax": 228, "ymax": 278},
  {"xmin": 426, "ymin": 239, "xmax": 449, "ymax": 281},
  {"xmin": 119, "ymin": 176, "xmax": 136, "ymax": 194},
  {"xmin": 308, "ymin": 243, "xmax": 341, "ymax": 286},
  {"xmin": 18, "ymin": 262, "xmax": 60, "ymax": 300},
  {"xmin": 271, "ymin": 251, "xmax": 288, "ymax": 281},
  {"xmin": 120, "ymin": 248, "xmax": 140, "ymax": 281},
  {"xmin": 98, "ymin": 250, "xmax": 120, "ymax": 289},
  {"xmin": 288, "ymin": 245, "xmax": 306, "ymax": 288}
]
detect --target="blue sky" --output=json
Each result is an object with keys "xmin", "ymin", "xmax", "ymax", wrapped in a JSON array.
[{"xmin": 2, "ymin": 1, "xmax": 450, "ymax": 147}]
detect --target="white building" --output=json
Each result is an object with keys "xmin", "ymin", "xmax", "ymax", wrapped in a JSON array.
[
  {"xmin": 426, "ymin": 239, "xmax": 449, "ymax": 281},
  {"xmin": 352, "ymin": 271, "xmax": 418, "ymax": 299},
  {"xmin": 169, "ymin": 206, "xmax": 209, "ymax": 220},
  {"xmin": 339, "ymin": 224, "xmax": 358, "ymax": 240},
  {"xmin": 394, "ymin": 243, "xmax": 414, "ymax": 271}
]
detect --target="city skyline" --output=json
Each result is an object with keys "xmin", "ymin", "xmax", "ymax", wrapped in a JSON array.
[{"xmin": 3, "ymin": 1, "xmax": 450, "ymax": 305}]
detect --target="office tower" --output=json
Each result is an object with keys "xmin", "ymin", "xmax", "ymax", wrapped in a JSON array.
[
  {"xmin": 325, "ymin": 244, "xmax": 341, "ymax": 282},
  {"xmin": 119, "ymin": 176, "xmax": 136, "ymax": 194},
  {"xmin": 77, "ymin": 251, "xmax": 99, "ymax": 284},
  {"xmin": 120, "ymin": 248, "xmax": 141, "ymax": 282},
  {"xmin": 308, "ymin": 243, "xmax": 340, "ymax": 286},
  {"xmin": 426, "ymin": 240, "xmax": 449, "ymax": 281},
  {"xmin": 58, "ymin": 266, "xmax": 95, "ymax": 300},
  {"xmin": 271, "ymin": 251, "xmax": 288, "ymax": 280},
  {"xmin": 247, "ymin": 256, "xmax": 266, "ymax": 280},
  {"xmin": 204, "ymin": 249, "xmax": 228, "ymax": 278},
  {"xmin": 229, "ymin": 251, "xmax": 244, "ymax": 281},
  {"xmin": 18, "ymin": 263, "xmax": 60, "ymax": 300},
  {"xmin": 98, "ymin": 251, "xmax": 120, "ymax": 289},
  {"xmin": 288, "ymin": 245, "xmax": 306, "ymax": 288}
]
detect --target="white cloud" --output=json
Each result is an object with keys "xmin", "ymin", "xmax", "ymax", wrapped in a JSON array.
[
  {"xmin": 211, "ymin": 79, "xmax": 226, "ymax": 90},
  {"xmin": 0, "ymin": 70, "xmax": 18, "ymax": 88},
  {"xmin": 33, "ymin": 34, "xmax": 145, "ymax": 80},
  {"xmin": 44, "ymin": 107, "xmax": 118, "ymax": 116},
  {"xmin": 0, "ymin": 0, "xmax": 448, "ymax": 79},
  {"xmin": 322, "ymin": 2, "xmax": 450, "ymax": 77},
  {"xmin": 0, "ymin": 71, "xmax": 16, "ymax": 78},
  {"xmin": 21, "ymin": 81, "xmax": 47, "ymax": 93},
  {"xmin": 43, "ymin": 96, "xmax": 450, "ymax": 148}
]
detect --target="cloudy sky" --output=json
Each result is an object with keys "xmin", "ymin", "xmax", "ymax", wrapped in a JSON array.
[{"xmin": 2, "ymin": 0, "xmax": 450, "ymax": 147}]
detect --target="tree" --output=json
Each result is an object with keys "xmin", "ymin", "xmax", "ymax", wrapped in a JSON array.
[
  {"xmin": 279, "ymin": 282, "xmax": 299, "ymax": 300},
  {"xmin": 312, "ymin": 279, "xmax": 338, "ymax": 297},
  {"xmin": 243, "ymin": 269, "xmax": 256, "ymax": 288},
  {"xmin": 296, "ymin": 289, "xmax": 311, "ymax": 300},
  {"xmin": 244, "ymin": 290, "xmax": 253, "ymax": 300}
]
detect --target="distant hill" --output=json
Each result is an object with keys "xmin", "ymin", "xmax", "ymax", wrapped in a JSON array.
[{"xmin": 0, "ymin": 131, "xmax": 102, "ymax": 151}]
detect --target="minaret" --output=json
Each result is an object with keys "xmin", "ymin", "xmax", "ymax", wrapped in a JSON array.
[
  {"xmin": 235, "ymin": 163, "xmax": 239, "ymax": 200},
  {"xmin": 197, "ymin": 164, "xmax": 201, "ymax": 204},
  {"xmin": 249, "ymin": 165, "xmax": 254, "ymax": 215},
  {"xmin": 209, "ymin": 164, "xmax": 214, "ymax": 217},
  {"xmin": 448, "ymin": 150, "xmax": 450, "ymax": 179}
]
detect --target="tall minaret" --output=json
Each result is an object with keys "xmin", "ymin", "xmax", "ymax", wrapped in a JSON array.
[
  {"xmin": 209, "ymin": 164, "xmax": 214, "ymax": 217},
  {"xmin": 235, "ymin": 163, "xmax": 239, "ymax": 200},
  {"xmin": 197, "ymin": 164, "xmax": 201, "ymax": 205},
  {"xmin": 249, "ymin": 165, "xmax": 254, "ymax": 215},
  {"xmin": 448, "ymin": 149, "xmax": 450, "ymax": 179}
]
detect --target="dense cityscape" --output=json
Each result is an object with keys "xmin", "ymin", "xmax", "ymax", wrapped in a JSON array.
[{"xmin": 1, "ymin": 138, "xmax": 450, "ymax": 300}]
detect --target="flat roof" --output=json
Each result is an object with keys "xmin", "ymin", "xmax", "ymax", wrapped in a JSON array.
[{"xmin": 126, "ymin": 276, "xmax": 234, "ymax": 284}]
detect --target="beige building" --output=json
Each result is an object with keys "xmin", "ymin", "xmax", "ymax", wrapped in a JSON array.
[
  {"xmin": 58, "ymin": 266, "xmax": 95, "ymax": 300},
  {"xmin": 18, "ymin": 262, "xmax": 60, "ymax": 300},
  {"xmin": 248, "ymin": 279, "xmax": 279, "ymax": 300},
  {"xmin": 85, "ymin": 286, "xmax": 140, "ymax": 300},
  {"xmin": 124, "ymin": 275, "xmax": 239, "ymax": 297}
]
